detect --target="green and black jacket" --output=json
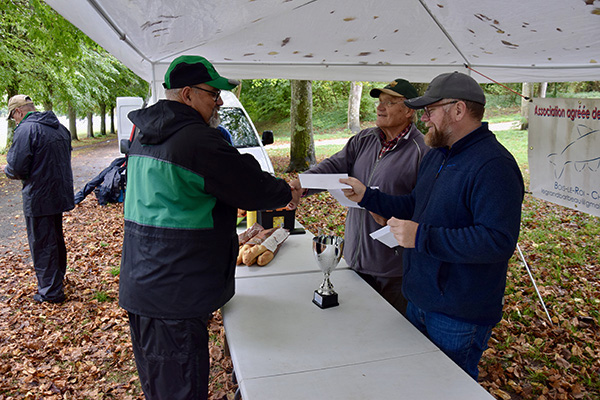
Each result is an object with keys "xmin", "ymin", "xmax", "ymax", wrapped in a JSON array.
[{"xmin": 119, "ymin": 100, "xmax": 291, "ymax": 319}]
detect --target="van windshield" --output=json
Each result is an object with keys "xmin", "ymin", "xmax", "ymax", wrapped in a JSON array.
[{"xmin": 219, "ymin": 107, "xmax": 260, "ymax": 148}]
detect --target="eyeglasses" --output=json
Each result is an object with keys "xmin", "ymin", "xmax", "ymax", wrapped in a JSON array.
[
  {"xmin": 191, "ymin": 86, "xmax": 221, "ymax": 102},
  {"xmin": 377, "ymin": 100, "xmax": 405, "ymax": 108},
  {"xmin": 423, "ymin": 101, "xmax": 458, "ymax": 118},
  {"xmin": 9, "ymin": 107, "xmax": 23, "ymax": 120}
]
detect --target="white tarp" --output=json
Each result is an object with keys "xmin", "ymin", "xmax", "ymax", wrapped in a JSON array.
[
  {"xmin": 528, "ymin": 98, "xmax": 600, "ymax": 217},
  {"xmin": 45, "ymin": 0, "xmax": 600, "ymax": 92}
]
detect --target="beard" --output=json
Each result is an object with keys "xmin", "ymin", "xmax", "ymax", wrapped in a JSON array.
[
  {"xmin": 424, "ymin": 114, "xmax": 451, "ymax": 148},
  {"xmin": 208, "ymin": 108, "xmax": 221, "ymax": 128}
]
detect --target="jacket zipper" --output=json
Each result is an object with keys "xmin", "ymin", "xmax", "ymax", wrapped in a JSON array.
[{"xmin": 351, "ymin": 155, "xmax": 382, "ymax": 267}]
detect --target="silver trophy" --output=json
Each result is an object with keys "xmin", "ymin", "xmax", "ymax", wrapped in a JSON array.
[{"xmin": 312, "ymin": 234, "xmax": 344, "ymax": 309}]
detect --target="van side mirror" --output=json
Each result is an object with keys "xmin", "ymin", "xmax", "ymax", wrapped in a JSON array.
[
  {"xmin": 120, "ymin": 139, "xmax": 131, "ymax": 155},
  {"xmin": 262, "ymin": 130, "xmax": 274, "ymax": 146}
]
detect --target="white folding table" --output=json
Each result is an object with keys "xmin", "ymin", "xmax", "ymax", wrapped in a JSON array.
[{"xmin": 222, "ymin": 264, "xmax": 494, "ymax": 399}]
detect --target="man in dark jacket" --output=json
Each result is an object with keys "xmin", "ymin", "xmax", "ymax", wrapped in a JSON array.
[
  {"xmin": 119, "ymin": 55, "xmax": 296, "ymax": 400},
  {"xmin": 4, "ymin": 95, "xmax": 75, "ymax": 304},
  {"xmin": 341, "ymin": 72, "xmax": 524, "ymax": 380},
  {"xmin": 289, "ymin": 79, "xmax": 429, "ymax": 315}
]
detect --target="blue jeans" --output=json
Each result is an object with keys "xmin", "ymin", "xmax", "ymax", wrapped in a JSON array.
[{"xmin": 406, "ymin": 302, "xmax": 494, "ymax": 380}]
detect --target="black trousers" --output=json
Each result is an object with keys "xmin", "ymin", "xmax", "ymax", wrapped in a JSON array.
[
  {"xmin": 25, "ymin": 213, "xmax": 67, "ymax": 300},
  {"xmin": 356, "ymin": 271, "xmax": 407, "ymax": 315},
  {"xmin": 128, "ymin": 312, "xmax": 211, "ymax": 400}
]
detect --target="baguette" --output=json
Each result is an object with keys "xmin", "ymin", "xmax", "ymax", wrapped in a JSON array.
[
  {"xmin": 257, "ymin": 250, "xmax": 274, "ymax": 266},
  {"xmin": 255, "ymin": 228, "xmax": 290, "ymax": 266},
  {"xmin": 243, "ymin": 244, "xmax": 268, "ymax": 266},
  {"xmin": 237, "ymin": 244, "xmax": 252, "ymax": 265}
]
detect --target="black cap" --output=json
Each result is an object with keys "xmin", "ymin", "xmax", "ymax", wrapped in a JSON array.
[
  {"xmin": 404, "ymin": 72, "xmax": 485, "ymax": 109},
  {"xmin": 370, "ymin": 79, "xmax": 419, "ymax": 99}
]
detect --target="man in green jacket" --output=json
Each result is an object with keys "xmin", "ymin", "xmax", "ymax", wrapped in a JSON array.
[{"xmin": 119, "ymin": 55, "xmax": 296, "ymax": 400}]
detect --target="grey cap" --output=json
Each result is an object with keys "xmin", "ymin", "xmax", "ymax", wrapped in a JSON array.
[{"xmin": 404, "ymin": 72, "xmax": 485, "ymax": 109}]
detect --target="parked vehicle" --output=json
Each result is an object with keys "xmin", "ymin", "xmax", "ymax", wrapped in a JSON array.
[{"xmin": 219, "ymin": 90, "xmax": 275, "ymax": 174}]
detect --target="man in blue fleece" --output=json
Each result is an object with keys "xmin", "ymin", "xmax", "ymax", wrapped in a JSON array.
[{"xmin": 341, "ymin": 71, "xmax": 524, "ymax": 380}]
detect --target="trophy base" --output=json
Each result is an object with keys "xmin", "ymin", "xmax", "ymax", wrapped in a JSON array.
[{"xmin": 313, "ymin": 290, "xmax": 339, "ymax": 309}]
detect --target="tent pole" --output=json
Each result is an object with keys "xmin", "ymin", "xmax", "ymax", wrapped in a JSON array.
[{"xmin": 516, "ymin": 243, "xmax": 553, "ymax": 325}]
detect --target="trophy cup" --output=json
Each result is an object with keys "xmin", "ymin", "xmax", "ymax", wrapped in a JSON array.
[{"xmin": 312, "ymin": 234, "xmax": 344, "ymax": 309}]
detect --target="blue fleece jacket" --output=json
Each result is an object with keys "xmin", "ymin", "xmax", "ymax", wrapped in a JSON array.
[{"xmin": 359, "ymin": 123, "xmax": 524, "ymax": 325}]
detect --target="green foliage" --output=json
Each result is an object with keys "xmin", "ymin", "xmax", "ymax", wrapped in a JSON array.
[
  {"xmin": 93, "ymin": 291, "xmax": 111, "ymax": 302},
  {"xmin": 109, "ymin": 265, "xmax": 120, "ymax": 277},
  {"xmin": 0, "ymin": 0, "xmax": 148, "ymax": 122},
  {"xmin": 239, "ymin": 79, "xmax": 291, "ymax": 122},
  {"xmin": 311, "ymin": 81, "xmax": 351, "ymax": 114},
  {"xmin": 241, "ymin": 79, "xmax": 378, "ymax": 126}
]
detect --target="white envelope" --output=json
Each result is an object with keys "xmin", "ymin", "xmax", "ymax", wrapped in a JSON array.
[
  {"xmin": 299, "ymin": 173, "xmax": 351, "ymax": 190},
  {"xmin": 369, "ymin": 226, "xmax": 399, "ymax": 248}
]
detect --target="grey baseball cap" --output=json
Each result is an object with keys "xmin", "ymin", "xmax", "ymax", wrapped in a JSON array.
[{"xmin": 404, "ymin": 71, "xmax": 485, "ymax": 109}]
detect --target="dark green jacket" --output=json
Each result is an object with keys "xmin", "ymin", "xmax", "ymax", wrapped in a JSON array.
[{"xmin": 119, "ymin": 100, "xmax": 291, "ymax": 318}]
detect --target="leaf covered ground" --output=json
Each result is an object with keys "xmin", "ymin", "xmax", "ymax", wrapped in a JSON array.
[{"xmin": 0, "ymin": 155, "xmax": 598, "ymax": 399}]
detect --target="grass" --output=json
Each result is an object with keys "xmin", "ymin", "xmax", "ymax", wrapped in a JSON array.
[
  {"xmin": 495, "ymin": 129, "xmax": 528, "ymax": 166},
  {"xmin": 92, "ymin": 290, "xmax": 111, "ymax": 302},
  {"xmin": 109, "ymin": 265, "xmax": 121, "ymax": 276}
]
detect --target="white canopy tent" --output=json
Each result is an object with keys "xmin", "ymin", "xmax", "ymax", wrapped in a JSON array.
[{"xmin": 45, "ymin": 0, "xmax": 600, "ymax": 101}]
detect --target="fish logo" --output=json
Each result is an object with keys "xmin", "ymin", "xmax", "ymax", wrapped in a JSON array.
[{"xmin": 547, "ymin": 124, "xmax": 600, "ymax": 179}]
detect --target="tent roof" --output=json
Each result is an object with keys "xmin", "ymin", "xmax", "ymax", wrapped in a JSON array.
[{"xmin": 45, "ymin": 0, "xmax": 600, "ymax": 86}]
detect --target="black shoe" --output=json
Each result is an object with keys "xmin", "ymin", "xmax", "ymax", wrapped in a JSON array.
[{"xmin": 33, "ymin": 293, "xmax": 66, "ymax": 304}]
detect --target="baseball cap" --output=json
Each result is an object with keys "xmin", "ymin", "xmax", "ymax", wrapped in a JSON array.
[
  {"xmin": 7, "ymin": 95, "xmax": 34, "ymax": 120},
  {"xmin": 404, "ymin": 72, "xmax": 486, "ymax": 109},
  {"xmin": 163, "ymin": 55, "xmax": 240, "ymax": 90},
  {"xmin": 370, "ymin": 79, "xmax": 419, "ymax": 99}
]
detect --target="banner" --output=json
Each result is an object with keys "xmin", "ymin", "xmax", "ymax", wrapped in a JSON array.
[{"xmin": 528, "ymin": 98, "xmax": 600, "ymax": 217}]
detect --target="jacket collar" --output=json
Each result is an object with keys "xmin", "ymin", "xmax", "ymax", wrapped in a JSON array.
[{"xmin": 437, "ymin": 122, "xmax": 490, "ymax": 156}]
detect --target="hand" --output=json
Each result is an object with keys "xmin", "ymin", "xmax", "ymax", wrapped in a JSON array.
[
  {"xmin": 387, "ymin": 217, "xmax": 419, "ymax": 249},
  {"xmin": 286, "ymin": 179, "xmax": 303, "ymax": 210},
  {"xmin": 369, "ymin": 212, "xmax": 388, "ymax": 226},
  {"xmin": 339, "ymin": 177, "xmax": 367, "ymax": 203}
]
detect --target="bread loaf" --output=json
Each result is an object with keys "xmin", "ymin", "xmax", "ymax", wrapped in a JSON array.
[
  {"xmin": 237, "ymin": 244, "xmax": 251, "ymax": 265},
  {"xmin": 242, "ymin": 244, "xmax": 268, "ymax": 266},
  {"xmin": 257, "ymin": 251, "xmax": 274, "ymax": 266}
]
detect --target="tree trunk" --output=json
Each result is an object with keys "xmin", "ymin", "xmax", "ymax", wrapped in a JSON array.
[
  {"xmin": 347, "ymin": 82, "xmax": 363, "ymax": 133},
  {"xmin": 539, "ymin": 82, "xmax": 548, "ymax": 98},
  {"xmin": 6, "ymin": 88, "xmax": 18, "ymax": 147},
  {"xmin": 520, "ymin": 82, "xmax": 533, "ymax": 130},
  {"xmin": 68, "ymin": 103, "xmax": 78, "ymax": 141},
  {"xmin": 287, "ymin": 80, "xmax": 316, "ymax": 172},
  {"xmin": 6, "ymin": 120, "xmax": 16, "ymax": 149},
  {"xmin": 100, "ymin": 103, "xmax": 107, "ymax": 135},
  {"xmin": 110, "ymin": 107, "xmax": 115, "ymax": 134},
  {"xmin": 233, "ymin": 81, "xmax": 242, "ymax": 98},
  {"xmin": 87, "ymin": 112, "xmax": 94, "ymax": 138}
]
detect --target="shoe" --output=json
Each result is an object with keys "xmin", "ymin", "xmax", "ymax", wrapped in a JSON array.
[{"xmin": 33, "ymin": 293, "xmax": 66, "ymax": 304}]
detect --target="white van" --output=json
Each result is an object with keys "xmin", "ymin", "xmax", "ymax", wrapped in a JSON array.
[
  {"xmin": 117, "ymin": 92, "xmax": 275, "ymax": 174},
  {"xmin": 219, "ymin": 91, "xmax": 275, "ymax": 174}
]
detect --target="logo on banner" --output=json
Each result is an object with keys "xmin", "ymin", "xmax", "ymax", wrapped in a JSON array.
[{"xmin": 547, "ymin": 124, "xmax": 600, "ymax": 179}]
